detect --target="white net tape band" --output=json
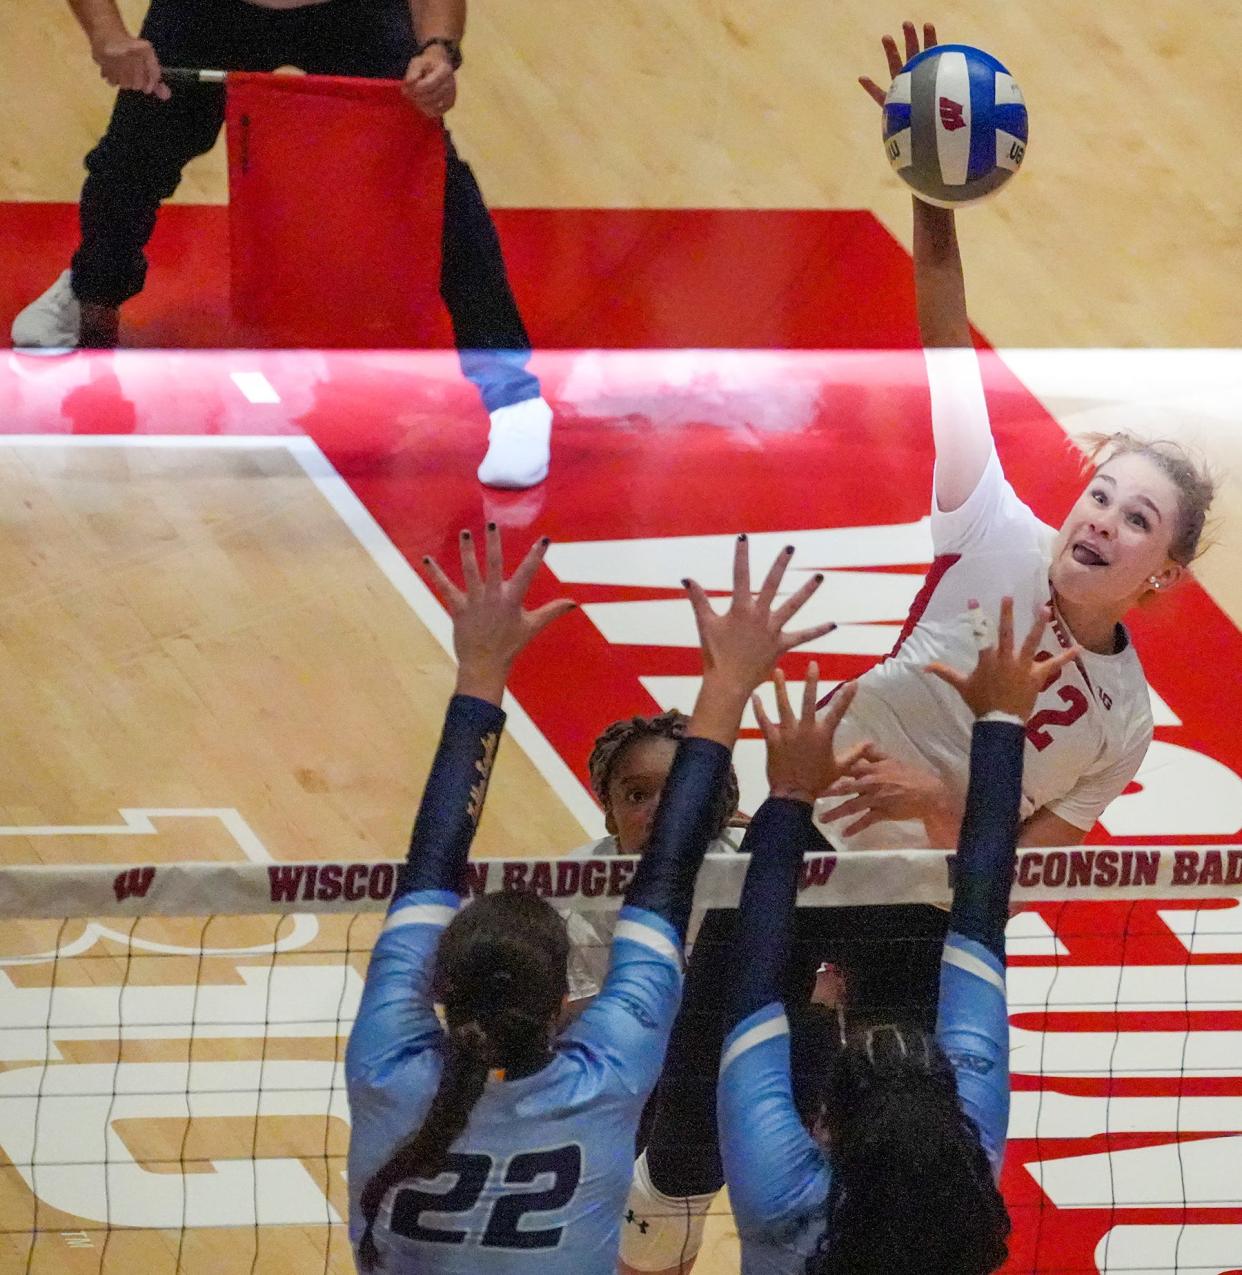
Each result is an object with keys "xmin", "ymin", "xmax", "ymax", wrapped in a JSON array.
[{"xmin": 2, "ymin": 845, "xmax": 1240, "ymax": 918}]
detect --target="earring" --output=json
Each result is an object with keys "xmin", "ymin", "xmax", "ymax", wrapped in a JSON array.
[{"xmin": 1148, "ymin": 576, "xmax": 1161, "ymax": 590}]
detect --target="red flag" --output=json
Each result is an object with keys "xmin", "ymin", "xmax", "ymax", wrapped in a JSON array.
[{"xmin": 226, "ymin": 73, "xmax": 451, "ymax": 347}]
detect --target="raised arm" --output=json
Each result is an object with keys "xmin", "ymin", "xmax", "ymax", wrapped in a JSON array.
[
  {"xmin": 927, "ymin": 598, "xmax": 1078, "ymax": 957},
  {"xmin": 573, "ymin": 540, "xmax": 837, "ymax": 1089},
  {"xmin": 622, "ymin": 539, "xmax": 836, "ymax": 941},
  {"xmin": 861, "ymin": 20, "xmax": 993, "ymax": 511},
  {"xmin": 926, "ymin": 598, "xmax": 1078, "ymax": 1171},
  {"xmin": 400, "ymin": 527, "xmax": 575, "ymax": 894},
  {"xmin": 728, "ymin": 669, "xmax": 862, "ymax": 1021},
  {"xmin": 347, "ymin": 527, "xmax": 574, "ymax": 1079},
  {"xmin": 718, "ymin": 669, "xmax": 866, "ymax": 1232}
]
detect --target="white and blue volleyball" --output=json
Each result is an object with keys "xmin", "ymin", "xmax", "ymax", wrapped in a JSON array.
[{"xmin": 883, "ymin": 44, "xmax": 1028, "ymax": 208}]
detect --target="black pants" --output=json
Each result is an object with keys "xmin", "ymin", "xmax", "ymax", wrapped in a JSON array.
[
  {"xmin": 642, "ymin": 903, "xmax": 950, "ymax": 1197},
  {"xmin": 71, "ymin": 0, "xmax": 539, "ymax": 410}
]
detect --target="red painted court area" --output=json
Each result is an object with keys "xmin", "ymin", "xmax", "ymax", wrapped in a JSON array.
[{"xmin": 1, "ymin": 204, "xmax": 930, "ymax": 350}]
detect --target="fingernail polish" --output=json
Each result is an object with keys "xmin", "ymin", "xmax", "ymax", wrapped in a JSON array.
[
  {"xmin": 461, "ymin": 529, "xmax": 471, "ymax": 539},
  {"xmin": 486, "ymin": 521, "xmax": 496, "ymax": 531},
  {"xmin": 541, "ymin": 536, "xmax": 551, "ymax": 546},
  {"xmin": 785, "ymin": 545, "xmax": 795, "ymax": 555},
  {"xmin": 815, "ymin": 573, "xmax": 825, "ymax": 583},
  {"xmin": 422, "ymin": 555, "xmax": 431, "ymax": 564},
  {"xmin": 738, "ymin": 533, "xmax": 747, "ymax": 542},
  {"xmin": 681, "ymin": 578, "xmax": 690, "ymax": 588}
]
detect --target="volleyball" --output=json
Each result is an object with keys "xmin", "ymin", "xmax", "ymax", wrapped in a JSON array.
[{"xmin": 883, "ymin": 44, "xmax": 1028, "ymax": 208}]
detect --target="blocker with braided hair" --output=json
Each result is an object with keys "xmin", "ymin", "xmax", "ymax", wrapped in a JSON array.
[
  {"xmin": 807, "ymin": 1021, "xmax": 1009, "ymax": 1275},
  {"xmin": 355, "ymin": 892, "xmax": 570, "ymax": 1269},
  {"xmin": 588, "ymin": 708, "xmax": 742, "ymax": 853},
  {"xmin": 718, "ymin": 600, "xmax": 1076, "ymax": 1275}
]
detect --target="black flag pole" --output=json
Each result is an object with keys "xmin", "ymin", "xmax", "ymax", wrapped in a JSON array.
[{"xmin": 161, "ymin": 67, "xmax": 228, "ymax": 85}]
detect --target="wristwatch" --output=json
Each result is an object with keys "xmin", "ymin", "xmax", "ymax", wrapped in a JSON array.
[{"xmin": 416, "ymin": 37, "xmax": 463, "ymax": 70}]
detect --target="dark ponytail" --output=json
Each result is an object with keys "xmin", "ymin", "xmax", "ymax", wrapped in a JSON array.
[
  {"xmin": 807, "ymin": 1024, "xmax": 1010, "ymax": 1275},
  {"xmin": 357, "ymin": 892, "xmax": 569, "ymax": 1271}
]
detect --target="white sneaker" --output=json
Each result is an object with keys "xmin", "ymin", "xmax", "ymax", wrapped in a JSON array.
[
  {"xmin": 477, "ymin": 396, "xmax": 553, "ymax": 489},
  {"xmin": 11, "ymin": 271, "xmax": 82, "ymax": 354}
]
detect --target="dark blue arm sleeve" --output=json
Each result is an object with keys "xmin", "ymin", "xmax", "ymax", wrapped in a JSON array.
[
  {"xmin": 623, "ymin": 736, "xmax": 733, "ymax": 943},
  {"xmin": 396, "ymin": 694, "xmax": 507, "ymax": 897},
  {"xmin": 948, "ymin": 719, "xmax": 1025, "ymax": 963},
  {"xmin": 727, "ymin": 797, "xmax": 815, "ymax": 1029}
]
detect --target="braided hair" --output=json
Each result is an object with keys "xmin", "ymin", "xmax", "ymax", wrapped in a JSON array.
[
  {"xmin": 806, "ymin": 1023, "xmax": 1010, "ymax": 1275},
  {"xmin": 587, "ymin": 708, "xmax": 740, "ymax": 843},
  {"xmin": 356, "ymin": 892, "xmax": 569, "ymax": 1271}
]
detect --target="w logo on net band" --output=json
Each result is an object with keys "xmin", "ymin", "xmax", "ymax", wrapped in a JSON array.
[
  {"xmin": 113, "ymin": 866, "xmax": 155, "ymax": 902},
  {"xmin": 939, "ymin": 96, "xmax": 967, "ymax": 131}
]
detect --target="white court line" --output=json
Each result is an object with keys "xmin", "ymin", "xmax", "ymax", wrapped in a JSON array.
[
  {"xmin": 0, "ymin": 807, "xmax": 273, "ymax": 863},
  {"xmin": 289, "ymin": 437, "xmax": 605, "ymax": 838},
  {"xmin": 229, "ymin": 371, "xmax": 282, "ymax": 404},
  {"xmin": 0, "ymin": 431, "xmax": 605, "ymax": 840},
  {"xmin": 0, "ymin": 809, "xmax": 318, "ymax": 962}
]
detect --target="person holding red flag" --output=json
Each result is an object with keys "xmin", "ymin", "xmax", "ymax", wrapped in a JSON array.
[{"xmin": 12, "ymin": 0, "xmax": 553, "ymax": 489}]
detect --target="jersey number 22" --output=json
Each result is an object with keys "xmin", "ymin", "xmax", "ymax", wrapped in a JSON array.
[{"xmin": 390, "ymin": 1145, "xmax": 582, "ymax": 1250}]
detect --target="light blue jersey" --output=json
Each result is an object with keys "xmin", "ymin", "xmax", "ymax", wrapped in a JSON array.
[
  {"xmin": 718, "ymin": 931, "xmax": 1010, "ymax": 1275},
  {"xmin": 347, "ymin": 890, "xmax": 685, "ymax": 1274}
]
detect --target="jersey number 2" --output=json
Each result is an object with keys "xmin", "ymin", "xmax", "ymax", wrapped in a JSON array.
[
  {"xmin": 1026, "ymin": 685, "xmax": 1089, "ymax": 751},
  {"xmin": 390, "ymin": 1145, "xmax": 582, "ymax": 1250}
]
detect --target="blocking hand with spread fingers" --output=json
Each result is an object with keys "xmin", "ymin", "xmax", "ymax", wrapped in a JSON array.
[
  {"xmin": 754, "ymin": 667, "xmax": 868, "ymax": 805},
  {"xmin": 926, "ymin": 597, "xmax": 1080, "ymax": 722},
  {"xmin": 422, "ymin": 524, "xmax": 576, "ymax": 705},
  {"xmin": 680, "ymin": 536, "xmax": 837, "ymax": 748}
]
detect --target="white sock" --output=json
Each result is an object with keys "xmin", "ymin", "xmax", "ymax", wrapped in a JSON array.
[{"xmin": 477, "ymin": 396, "xmax": 552, "ymax": 489}]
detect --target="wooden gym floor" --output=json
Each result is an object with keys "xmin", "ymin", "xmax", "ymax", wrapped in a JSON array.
[{"xmin": 1, "ymin": 2, "xmax": 1241, "ymax": 1273}]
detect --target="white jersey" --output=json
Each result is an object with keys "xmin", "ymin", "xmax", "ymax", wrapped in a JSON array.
[{"xmin": 821, "ymin": 433, "xmax": 1153, "ymax": 851}]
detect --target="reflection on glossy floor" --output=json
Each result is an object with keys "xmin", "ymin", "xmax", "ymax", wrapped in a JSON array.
[{"xmin": 2, "ymin": 348, "xmax": 1241, "ymax": 1272}]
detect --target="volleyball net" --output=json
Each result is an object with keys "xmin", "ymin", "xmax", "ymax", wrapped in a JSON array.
[{"xmin": 3, "ymin": 847, "xmax": 1242, "ymax": 1274}]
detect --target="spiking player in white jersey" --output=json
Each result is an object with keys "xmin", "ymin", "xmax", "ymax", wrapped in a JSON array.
[
  {"xmin": 819, "ymin": 21, "xmax": 1217, "ymax": 855},
  {"xmin": 345, "ymin": 525, "xmax": 835, "ymax": 1274},
  {"xmin": 718, "ymin": 601, "xmax": 1076, "ymax": 1275},
  {"xmin": 618, "ymin": 24, "xmax": 1218, "ymax": 1275}
]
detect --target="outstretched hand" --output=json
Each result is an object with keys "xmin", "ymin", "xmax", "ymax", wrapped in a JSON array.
[
  {"xmin": 684, "ymin": 537, "xmax": 837, "ymax": 747},
  {"xmin": 925, "ymin": 597, "xmax": 1080, "ymax": 721},
  {"xmin": 754, "ymin": 667, "xmax": 869, "ymax": 804},
  {"xmin": 422, "ymin": 525, "xmax": 575, "ymax": 704},
  {"xmin": 685, "ymin": 537, "xmax": 835, "ymax": 695},
  {"xmin": 859, "ymin": 20, "xmax": 937, "ymax": 108}
]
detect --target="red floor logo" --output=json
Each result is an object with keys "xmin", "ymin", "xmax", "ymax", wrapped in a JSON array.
[
  {"xmin": 528, "ymin": 523, "xmax": 1242, "ymax": 1274},
  {"xmin": 1002, "ymin": 899, "xmax": 1242, "ymax": 1274}
]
